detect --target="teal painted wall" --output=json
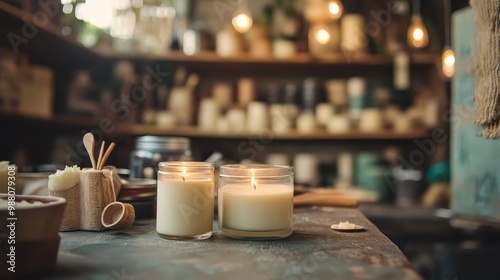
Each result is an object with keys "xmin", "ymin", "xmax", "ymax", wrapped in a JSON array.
[{"xmin": 451, "ymin": 7, "xmax": 500, "ymax": 219}]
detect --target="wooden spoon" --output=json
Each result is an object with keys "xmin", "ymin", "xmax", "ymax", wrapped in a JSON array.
[
  {"xmin": 83, "ymin": 133, "xmax": 96, "ymax": 169},
  {"xmin": 96, "ymin": 141, "xmax": 105, "ymax": 171},
  {"xmin": 98, "ymin": 142, "xmax": 115, "ymax": 170}
]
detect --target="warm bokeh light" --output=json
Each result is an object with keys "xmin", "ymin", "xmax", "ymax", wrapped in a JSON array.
[
  {"xmin": 407, "ymin": 16, "xmax": 428, "ymax": 48},
  {"xmin": 442, "ymin": 48, "xmax": 455, "ymax": 78},
  {"xmin": 413, "ymin": 28, "xmax": 424, "ymax": 41},
  {"xmin": 74, "ymin": 0, "xmax": 113, "ymax": 29},
  {"xmin": 232, "ymin": 10, "xmax": 253, "ymax": 33},
  {"xmin": 328, "ymin": 0, "xmax": 343, "ymax": 20},
  {"xmin": 315, "ymin": 29, "xmax": 331, "ymax": 44}
]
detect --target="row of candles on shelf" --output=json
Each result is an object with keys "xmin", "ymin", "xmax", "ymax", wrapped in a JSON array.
[{"xmin": 142, "ymin": 75, "xmax": 438, "ymax": 134}]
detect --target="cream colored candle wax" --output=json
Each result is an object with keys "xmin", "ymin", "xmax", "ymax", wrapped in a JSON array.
[
  {"xmin": 156, "ymin": 162, "xmax": 215, "ymax": 240},
  {"xmin": 156, "ymin": 178, "xmax": 214, "ymax": 238},
  {"xmin": 219, "ymin": 183, "xmax": 293, "ymax": 232}
]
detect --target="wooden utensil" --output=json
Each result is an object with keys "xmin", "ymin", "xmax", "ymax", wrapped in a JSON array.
[
  {"xmin": 96, "ymin": 141, "xmax": 105, "ymax": 170},
  {"xmin": 98, "ymin": 142, "xmax": 116, "ymax": 170},
  {"xmin": 294, "ymin": 193, "xmax": 359, "ymax": 208},
  {"xmin": 83, "ymin": 133, "xmax": 96, "ymax": 169}
]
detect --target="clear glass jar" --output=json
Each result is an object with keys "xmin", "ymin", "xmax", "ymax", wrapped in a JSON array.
[
  {"xmin": 130, "ymin": 136, "xmax": 192, "ymax": 179},
  {"xmin": 218, "ymin": 164, "xmax": 294, "ymax": 240},
  {"xmin": 157, "ymin": 162, "xmax": 215, "ymax": 240}
]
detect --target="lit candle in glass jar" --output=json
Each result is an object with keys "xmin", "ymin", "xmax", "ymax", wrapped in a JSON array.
[
  {"xmin": 218, "ymin": 164, "xmax": 294, "ymax": 240},
  {"xmin": 156, "ymin": 162, "xmax": 214, "ymax": 240}
]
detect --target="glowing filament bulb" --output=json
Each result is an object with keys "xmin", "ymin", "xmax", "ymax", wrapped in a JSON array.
[
  {"xmin": 232, "ymin": 9, "xmax": 253, "ymax": 33},
  {"xmin": 407, "ymin": 16, "xmax": 428, "ymax": 49},
  {"xmin": 441, "ymin": 48, "xmax": 455, "ymax": 78},
  {"xmin": 328, "ymin": 0, "xmax": 343, "ymax": 20},
  {"xmin": 315, "ymin": 29, "xmax": 330, "ymax": 44}
]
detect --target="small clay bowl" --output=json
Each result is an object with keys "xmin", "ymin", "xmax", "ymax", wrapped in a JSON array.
[{"xmin": 101, "ymin": 202, "xmax": 135, "ymax": 230}]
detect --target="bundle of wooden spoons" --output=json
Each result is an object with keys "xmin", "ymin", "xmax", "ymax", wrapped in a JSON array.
[{"xmin": 83, "ymin": 133, "xmax": 116, "ymax": 170}]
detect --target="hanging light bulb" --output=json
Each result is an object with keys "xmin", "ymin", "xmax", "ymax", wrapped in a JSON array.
[
  {"xmin": 315, "ymin": 28, "xmax": 331, "ymax": 44},
  {"xmin": 328, "ymin": 0, "xmax": 343, "ymax": 20},
  {"xmin": 232, "ymin": 8, "xmax": 253, "ymax": 33},
  {"xmin": 441, "ymin": 47, "xmax": 455, "ymax": 78},
  {"xmin": 407, "ymin": 15, "xmax": 429, "ymax": 48}
]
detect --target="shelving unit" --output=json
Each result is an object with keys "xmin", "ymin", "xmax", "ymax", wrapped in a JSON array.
[
  {"xmin": 1, "ymin": 112, "xmax": 430, "ymax": 140},
  {"xmin": 0, "ymin": 1, "xmax": 447, "ymax": 170}
]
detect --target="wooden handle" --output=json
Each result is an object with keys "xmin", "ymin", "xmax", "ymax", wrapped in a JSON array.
[{"xmin": 294, "ymin": 194, "xmax": 359, "ymax": 208}]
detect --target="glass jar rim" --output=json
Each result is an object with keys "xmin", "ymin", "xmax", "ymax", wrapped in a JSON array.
[
  {"xmin": 158, "ymin": 161, "xmax": 214, "ymax": 174},
  {"xmin": 219, "ymin": 164, "xmax": 293, "ymax": 178}
]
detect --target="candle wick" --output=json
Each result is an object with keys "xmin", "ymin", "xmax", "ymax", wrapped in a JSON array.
[
  {"xmin": 253, "ymin": 183, "xmax": 256, "ymax": 190},
  {"xmin": 181, "ymin": 176, "xmax": 185, "ymax": 181}
]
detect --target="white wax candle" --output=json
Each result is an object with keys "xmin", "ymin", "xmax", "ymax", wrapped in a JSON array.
[
  {"xmin": 157, "ymin": 179, "xmax": 214, "ymax": 237},
  {"xmin": 316, "ymin": 103, "xmax": 334, "ymax": 126},
  {"xmin": 219, "ymin": 184, "xmax": 293, "ymax": 232},
  {"xmin": 198, "ymin": 98, "xmax": 220, "ymax": 131},
  {"xmin": 246, "ymin": 102, "xmax": 268, "ymax": 133}
]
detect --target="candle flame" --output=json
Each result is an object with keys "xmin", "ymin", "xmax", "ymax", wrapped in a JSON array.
[
  {"xmin": 251, "ymin": 169, "xmax": 256, "ymax": 190},
  {"xmin": 181, "ymin": 166, "xmax": 186, "ymax": 181}
]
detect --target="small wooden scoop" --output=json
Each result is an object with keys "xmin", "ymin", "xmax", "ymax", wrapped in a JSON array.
[{"xmin": 294, "ymin": 193, "xmax": 359, "ymax": 208}]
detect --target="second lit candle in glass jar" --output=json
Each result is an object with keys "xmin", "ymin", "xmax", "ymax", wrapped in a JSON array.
[{"xmin": 218, "ymin": 164, "xmax": 294, "ymax": 240}]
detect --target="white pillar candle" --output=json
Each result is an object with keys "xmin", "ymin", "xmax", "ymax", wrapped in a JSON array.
[
  {"xmin": 341, "ymin": 14, "xmax": 367, "ymax": 53},
  {"xmin": 394, "ymin": 51, "xmax": 410, "ymax": 90},
  {"xmin": 336, "ymin": 153, "xmax": 353, "ymax": 189},
  {"xmin": 246, "ymin": 101, "xmax": 269, "ymax": 133},
  {"xmin": 326, "ymin": 79, "xmax": 347, "ymax": 107},
  {"xmin": 270, "ymin": 104, "xmax": 293, "ymax": 133},
  {"xmin": 198, "ymin": 98, "xmax": 220, "ymax": 131},
  {"xmin": 212, "ymin": 82, "xmax": 233, "ymax": 111},
  {"xmin": 238, "ymin": 78, "xmax": 256, "ymax": 108},
  {"xmin": 294, "ymin": 153, "xmax": 318, "ymax": 186},
  {"xmin": 216, "ymin": 26, "xmax": 243, "ymax": 57},
  {"xmin": 215, "ymin": 116, "xmax": 230, "ymax": 132},
  {"xmin": 218, "ymin": 164, "xmax": 294, "ymax": 240},
  {"xmin": 226, "ymin": 108, "xmax": 246, "ymax": 132},
  {"xmin": 168, "ymin": 87, "xmax": 193, "ymax": 126},
  {"xmin": 157, "ymin": 162, "xmax": 214, "ymax": 240},
  {"xmin": 316, "ymin": 103, "xmax": 334, "ymax": 126},
  {"xmin": 359, "ymin": 109, "xmax": 383, "ymax": 132},
  {"xmin": 273, "ymin": 38, "xmax": 297, "ymax": 59},
  {"xmin": 296, "ymin": 111, "xmax": 316, "ymax": 133},
  {"xmin": 265, "ymin": 153, "xmax": 289, "ymax": 166},
  {"xmin": 327, "ymin": 114, "xmax": 351, "ymax": 133},
  {"xmin": 393, "ymin": 112, "xmax": 412, "ymax": 133},
  {"xmin": 156, "ymin": 111, "xmax": 176, "ymax": 128}
]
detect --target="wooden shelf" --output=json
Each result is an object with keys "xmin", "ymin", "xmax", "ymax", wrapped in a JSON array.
[
  {"xmin": 0, "ymin": 2, "xmax": 437, "ymax": 71},
  {"xmin": 100, "ymin": 50, "xmax": 438, "ymax": 67},
  {"xmin": 1, "ymin": 113, "xmax": 430, "ymax": 140},
  {"xmin": 126, "ymin": 124, "xmax": 431, "ymax": 140}
]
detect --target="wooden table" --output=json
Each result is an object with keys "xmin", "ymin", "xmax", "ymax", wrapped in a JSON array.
[{"xmin": 43, "ymin": 207, "xmax": 421, "ymax": 280}]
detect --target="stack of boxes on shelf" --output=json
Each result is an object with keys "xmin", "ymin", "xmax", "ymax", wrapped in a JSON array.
[{"xmin": 0, "ymin": 55, "xmax": 53, "ymax": 118}]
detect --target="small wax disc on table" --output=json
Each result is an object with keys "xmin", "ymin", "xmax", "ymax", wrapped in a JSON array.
[{"xmin": 330, "ymin": 222, "xmax": 365, "ymax": 231}]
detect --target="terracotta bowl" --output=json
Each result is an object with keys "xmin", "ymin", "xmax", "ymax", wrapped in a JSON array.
[
  {"xmin": 0, "ymin": 194, "xmax": 66, "ymax": 277},
  {"xmin": 0, "ymin": 194, "xmax": 66, "ymax": 242}
]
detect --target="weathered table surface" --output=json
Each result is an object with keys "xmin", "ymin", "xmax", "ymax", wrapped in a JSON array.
[{"xmin": 42, "ymin": 207, "xmax": 421, "ymax": 280}]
